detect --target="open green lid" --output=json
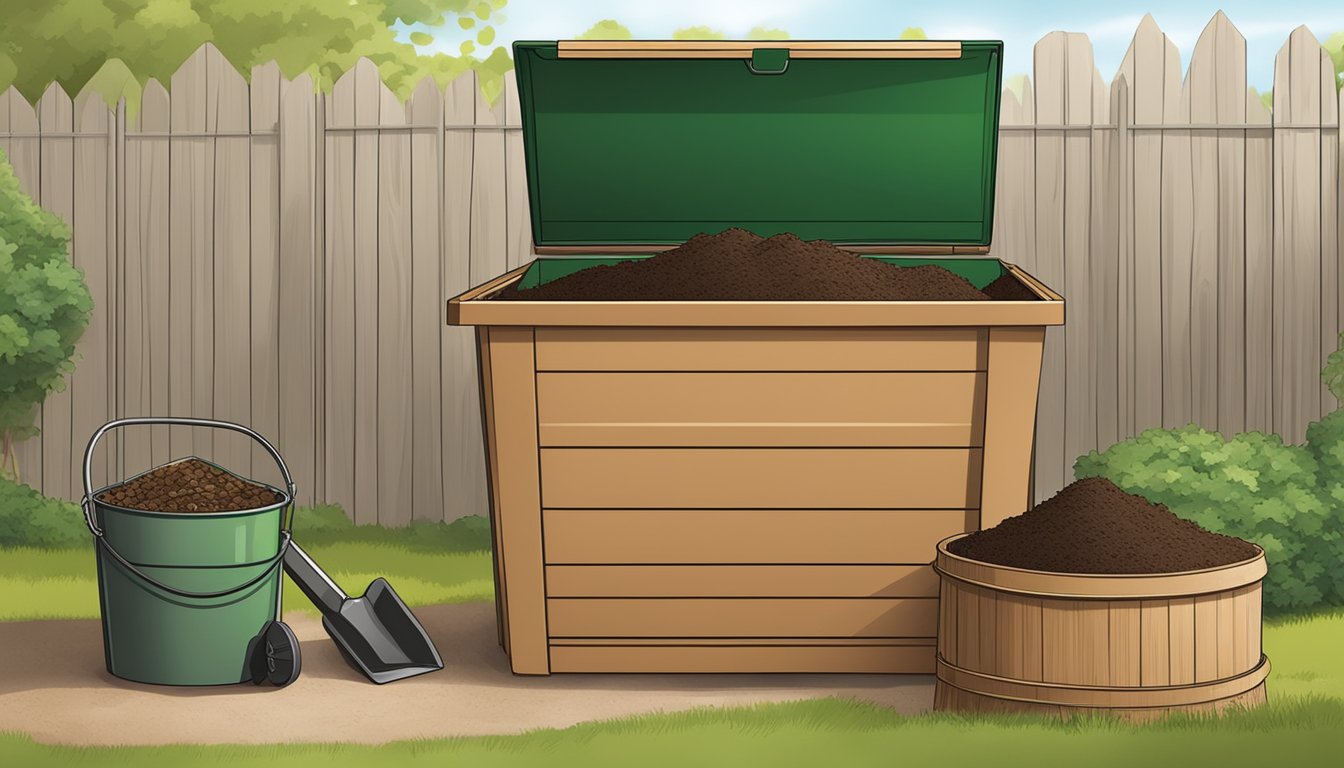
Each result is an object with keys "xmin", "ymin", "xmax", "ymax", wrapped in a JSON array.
[{"xmin": 513, "ymin": 40, "xmax": 1003, "ymax": 249}]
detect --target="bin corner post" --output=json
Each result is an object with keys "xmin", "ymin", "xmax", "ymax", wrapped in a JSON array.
[
  {"xmin": 979, "ymin": 326, "xmax": 1046, "ymax": 530},
  {"xmin": 483, "ymin": 325, "xmax": 551, "ymax": 674}
]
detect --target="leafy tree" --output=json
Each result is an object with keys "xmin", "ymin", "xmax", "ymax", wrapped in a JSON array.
[
  {"xmin": 1324, "ymin": 32, "xmax": 1344, "ymax": 89},
  {"xmin": 672, "ymin": 26, "xmax": 727, "ymax": 40},
  {"xmin": 577, "ymin": 20, "xmax": 632, "ymax": 40},
  {"xmin": 900, "ymin": 27, "xmax": 928, "ymax": 40},
  {"xmin": 747, "ymin": 26, "xmax": 789, "ymax": 40},
  {"xmin": 0, "ymin": 148, "xmax": 93, "ymax": 483},
  {"xmin": 0, "ymin": 0, "xmax": 513, "ymax": 103}
]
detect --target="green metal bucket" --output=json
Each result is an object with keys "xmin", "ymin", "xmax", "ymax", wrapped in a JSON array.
[{"xmin": 82, "ymin": 418, "xmax": 297, "ymax": 686}]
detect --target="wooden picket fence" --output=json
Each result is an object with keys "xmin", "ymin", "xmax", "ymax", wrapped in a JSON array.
[
  {"xmin": 994, "ymin": 13, "xmax": 1342, "ymax": 502},
  {"xmin": 1, "ymin": 12, "xmax": 1341, "ymax": 521}
]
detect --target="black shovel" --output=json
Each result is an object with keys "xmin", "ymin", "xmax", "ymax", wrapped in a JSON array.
[{"xmin": 283, "ymin": 542, "xmax": 444, "ymax": 684}]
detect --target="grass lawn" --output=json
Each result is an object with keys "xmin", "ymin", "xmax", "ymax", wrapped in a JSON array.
[{"xmin": 0, "ymin": 686, "xmax": 1340, "ymax": 767}]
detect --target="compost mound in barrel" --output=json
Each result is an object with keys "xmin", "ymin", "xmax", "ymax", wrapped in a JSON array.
[
  {"xmin": 97, "ymin": 458, "xmax": 282, "ymax": 513},
  {"xmin": 948, "ymin": 477, "xmax": 1258, "ymax": 573},
  {"xmin": 495, "ymin": 228, "xmax": 1009, "ymax": 302}
]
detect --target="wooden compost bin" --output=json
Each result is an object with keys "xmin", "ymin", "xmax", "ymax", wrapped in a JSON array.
[
  {"xmin": 449, "ymin": 267, "xmax": 1063, "ymax": 674},
  {"xmin": 933, "ymin": 535, "xmax": 1269, "ymax": 719},
  {"xmin": 448, "ymin": 38, "xmax": 1064, "ymax": 674}
]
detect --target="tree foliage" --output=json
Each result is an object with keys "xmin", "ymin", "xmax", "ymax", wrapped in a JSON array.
[
  {"xmin": 0, "ymin": 0, "xmax": 513, "ymax": 103},
  {"xmin": 900, "ymin": 27, "xmax": 928, "ymax": 40},
  {"xmin": 747, "ymin": 26, "xmax": 790, "ymax": 40},
  {"xmin": 1324, "ymin": 32, "xmax": 1344, "ymax": 89},
  {"xmin": 672, "ymin": 26, "xmax": 727, "ymax": 40},
  {"xmin": 0, "ymin": 148, "xmax": 92, "ymax": 482},
  {"xmin": 577, "ymin": 20, "xmax": 632, "ymax": 40}
]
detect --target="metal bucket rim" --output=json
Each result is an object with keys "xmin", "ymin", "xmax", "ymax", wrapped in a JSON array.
[{"xmin": 91, "ymin": 455, "xmax": 291, "ymax": 519}]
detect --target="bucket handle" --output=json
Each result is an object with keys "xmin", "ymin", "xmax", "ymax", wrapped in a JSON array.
[
  {"xmin": 81, "ymin": 417, "xmax": 298, "ymax": 537},
  {"xmin": 79, "ymin": 417, "xmax": 297, "ymax": 600}
]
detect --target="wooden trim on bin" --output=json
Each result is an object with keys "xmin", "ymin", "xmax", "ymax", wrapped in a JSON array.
[
  {"xmin": 978, "ymin": 327, "xmax": 1046, "ymax": 529},
  {"xmin": 1002, "ymin": 262, "xmax": 1065, "ymax": 303},
  {"xmin": 935, "ymin": 537, "xmax": 1268, "ymax": 599},
  {"xmin": 544, "ymin": 509, "xmax": 976, "ymax": 564},
  {"xmin": 545, "ymin": 565, "xmax": 942, "ymax": 598},
  {"xmin": 535, "ymin": 327, "xmax": 988, "ymax": 372},
  {"xmin": 550, "ymin": 643, "xmax": 936, "ymax": 673},
  {"xmin": 452, "ymin": 298, "xmax": 1064, "ymax": 327},
  {"xmin": 446, "ymin": 263, "xmax": 530, "ymax": 325},
  {"xmin": 547, "ymin": 597, "xmax": 938, "ymax": 638},
  {"xmin": 557, "ymin": 40, "xmax": 962, "ymax": 60},
  {"xmin": 447, "ymin": 259, "xmax": 1065, "ymax": 327},
  {"xmin": 484, "ymin": 326, "xmax": 549, "ymax": 674}
]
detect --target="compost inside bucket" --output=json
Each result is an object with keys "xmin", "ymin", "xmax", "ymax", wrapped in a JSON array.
[
  {"xmin": 96, "ymin": 458, "xmax": 283, "ymax": 513},
  {"xmin": 494, "ymin": 228, "xmax": 1036, "ymax": 302},
  {"xmin": 947, "ymin": 477, "xmax": 1258, "ymax": 573}
]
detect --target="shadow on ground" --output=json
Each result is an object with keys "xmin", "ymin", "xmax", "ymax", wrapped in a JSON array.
[{"xmin": 0, "ymin": 603, "xmax": 934, "ymax": 745}]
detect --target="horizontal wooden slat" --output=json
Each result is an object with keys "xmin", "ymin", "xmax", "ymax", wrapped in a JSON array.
[
  {"xmin": 453, "ymin": 298, "xmax": 1064, "ymax": 328},
  {"xmin": 534, "ymin": 327, "xmax": 989, "ymax": 371},
  {"xmin": 541, "ymin": 448, "xmax": 983, "ymax": 508},
  {"xmin": 545, "ymin": 509, "xmax": 974, "ymax": 564},
  {"xmin": 537, "ymin": 372, "xmax": 986, "ymax": 447},
  {"xmin": 549, "ymin": 643, "xmax": 936, "ymax": 673},
  {"xmin": 547, "ymin": 598, "xmax": 938, "ymax": 638},
  {"xmin": 545, "ymin": 565, "xmax": 940, "ymax": 597}
]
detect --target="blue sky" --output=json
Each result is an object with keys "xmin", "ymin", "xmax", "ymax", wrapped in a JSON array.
[{"xmin": 404, "ymin": 1, "xmax": 1344, "ymax": 90}]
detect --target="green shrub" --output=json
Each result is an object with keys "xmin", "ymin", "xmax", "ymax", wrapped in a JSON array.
[
  {"xmin": 292, "ymin": 505, "xmax": 493, "ymax": 553},
  {"xmin": 1306, "ymin": 409, "xmax": 1344, "ymax": 603},
  {"xmin": 0, "ymin": 146, "xmax": 93, "ymax": 480},
  {"xmin": 1075, "ymin": 425, "xmax": 1342, "ymax": 614},
  {"xmin": 0, "ymin": 474, "xmax": 87, "ymax": 548}
]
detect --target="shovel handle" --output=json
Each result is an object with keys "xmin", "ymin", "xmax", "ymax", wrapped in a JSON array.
[{"xmin": 81, "ymin": 417, "xmax": 297, "ymax": 537}]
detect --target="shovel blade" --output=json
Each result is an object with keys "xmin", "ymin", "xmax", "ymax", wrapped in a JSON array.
[{"xmin": 322, "ymin": 578, "xmax": 444, "ymax": 684}]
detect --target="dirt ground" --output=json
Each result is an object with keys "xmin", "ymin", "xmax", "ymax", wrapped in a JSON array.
[{"xmin": 0, "ymin": 603, "xmax": 934, "ymax": 746}]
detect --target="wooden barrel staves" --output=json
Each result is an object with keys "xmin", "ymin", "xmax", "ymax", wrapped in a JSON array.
[{"xmin": 933, "ymin": 534, "xmax": 1269, "ymax": 720}]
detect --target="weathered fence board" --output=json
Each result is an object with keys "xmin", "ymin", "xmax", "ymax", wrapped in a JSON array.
[
  {"xmin": 442, "ymin": 72, "xmax": 488, "ymax": 523},
  {"xmin": 377, "ymin": 77, "xmax": 412, "ymax": 527},
  {"xmin": 1273, "ymin": 27, "xmax": 1329, "ymax": 443},
  {"xmin": 409, "ymin": 77, "xmax": 446, "ymax": 523},
  {"xmin": 248, "ymin": 62, "xmax": 284, "ymax": 490},
  {"xmin": 324, "ymin": 63, "xmax": 357, "ymax": 517},
  {"xmin": 38, "ymin": 83, "xmax": 75, "ymax": 502},
  {"xmin": 351, "ymin": 59, "xmax": 381, "ymax": 525},
  {"xmin": 1127, "ymin": 17, "xmax": 1170, "ymax": 444},
  {"xmin": 278, "ymin": 74, "xmax": 320, "ymax": 505},
  {"xmin": 1246, "ymin": 88, "xmax": 1274, "ymax": 434},
  {"xmin": 213, "ymin": 53, "xmax": 253, "ymax": 477},
  {"xmin": 4, "ymin": 16, "xmax": 1344, "ymax": 519},
  {"xmin": 1032, "ymin": 32, "xmax": 1067, "ymax": 503},
  {"xmin": 1063, "ymin": 33, "xmax": 1097, "ymax": 487}
]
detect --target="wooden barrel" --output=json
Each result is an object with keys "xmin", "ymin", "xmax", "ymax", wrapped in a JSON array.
[{"xmin": 933, "ymin": 534, "xmax": 1269, "ymax": 720}]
